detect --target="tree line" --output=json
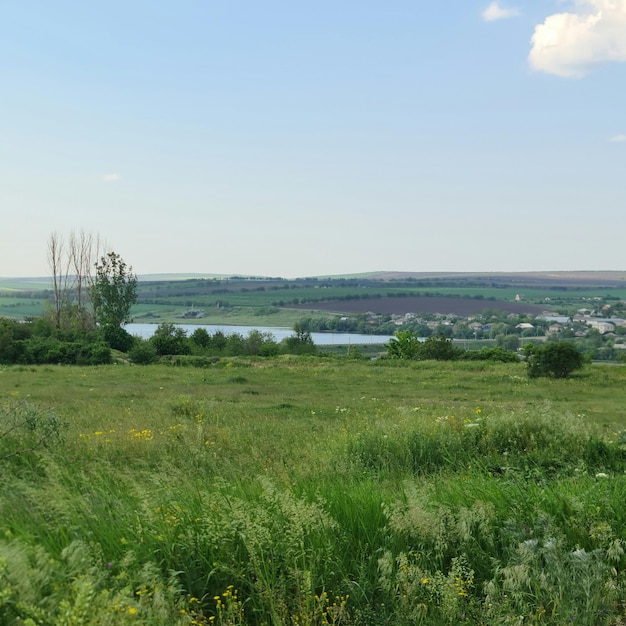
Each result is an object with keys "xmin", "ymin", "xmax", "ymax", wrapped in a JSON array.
[
  {"xmin": 385, "ymin": 330, "xmax": 585, "ymax": 378},
  {"xmin": 0, "ymin": 231, "xmax": 138, "ymax": 365}
]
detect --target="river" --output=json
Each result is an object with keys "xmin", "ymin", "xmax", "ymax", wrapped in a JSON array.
[{"xmin": 125, "ymin": 323, "xmax": 392, "ymax": 346}]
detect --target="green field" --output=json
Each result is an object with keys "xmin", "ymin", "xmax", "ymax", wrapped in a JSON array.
[
  {"xmin": 3, "ymin": 273, "xmax": 626, "ymax": 325},
  {"xmin": 1, "ymin": 358, "xmax": 625, "ymax": 624}
]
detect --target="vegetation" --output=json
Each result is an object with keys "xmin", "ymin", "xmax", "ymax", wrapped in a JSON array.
[
  {"xmin": 0, "ymin": 317, "xmax": 111, "ymax": 366},
  {"xmin": 1, "ymin": 358, "xmax": 625, "ymax": 624},
  {"xmin": 385, "ymin": 331, "xmax": 519, "ymax": 364},
  {"xmin": 4, "ymin": 271, "xmax": 626, "ymax": 362},
  {"xmin": 525, "ymin": 341, "xmax": 585, "ymax": 379},
  {"xmin": 89, "ymin": 252, "xmax": 138, "ymax": 328}
]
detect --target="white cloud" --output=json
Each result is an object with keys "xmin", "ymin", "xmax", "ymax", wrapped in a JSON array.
[
  {"xmin": 609, "ymin": 134, "xmax": 626, "ymax": 142},
  {"xmin": 529, "ymin": 0, "xmax": 626, "ymax": 77},
  {"xmin": 482, "ymin": 2, "xmax": 521, "ymax": 21},
  {"xmin": 102, "ymin": 173, "xmax": 121, "ymax": 182}
]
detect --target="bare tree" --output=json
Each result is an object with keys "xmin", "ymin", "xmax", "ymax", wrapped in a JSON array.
[
  {"xmin": 47, "ymin": 230, "xmax": 103, "ymax": 330},
  {"xmin": 69, "ymin": 230, "xmax": 102, "ymax": 312},
  {"xmin": 47, "ymin": 232, "xmax": 69, "ymax": 329}
]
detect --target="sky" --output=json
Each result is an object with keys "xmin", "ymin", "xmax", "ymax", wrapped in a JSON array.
[{"xmin": 1, "ymin": 0, "xmax": 625, "ymax": 278}]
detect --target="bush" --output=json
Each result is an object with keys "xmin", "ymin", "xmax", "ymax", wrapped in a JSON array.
[
  {"xmin": 102, "ymin": 325, "xmax": 135, "ymax": 352},
  {"xmin": 128, "ymin": 340, "xmax": 158, "ymax": 364},
  {"xmin": 1, "ymin": 399, "xmax": 65, "ymax": 463},
  {"xmin": 463, "ymin": 347, "xmax": 519, "ymax": 363},
  {"xmin": 525, "ymin": 342, "xmax": 584, "ymax": 379},
  {"xmin": 17, "ymin": 337, "xmax": 111, "ymax": 365},
  {"xmin": 149, "ymin": 323, "xmax": 190, "ymax": 356},
  {"xmin": 420, "ymin": 334, "xmax": 462, "ymax": 360}
]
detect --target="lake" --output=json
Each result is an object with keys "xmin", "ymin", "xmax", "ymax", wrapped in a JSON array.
[{"xmin": 125, "ymin": 323, "xmax": 392, "ymax": 346}]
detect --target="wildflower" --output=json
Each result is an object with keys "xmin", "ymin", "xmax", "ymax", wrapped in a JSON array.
[
  {"xmin": 595, "ymin": 472, "xmax": 609, "ymax": 478},
  {"xmin": 421, "ymin": 578, "xmax": 429, "ymax": 585}
]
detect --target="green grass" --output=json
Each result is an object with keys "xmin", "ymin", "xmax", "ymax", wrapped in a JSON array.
[{"xmin": 1, "ymin": 359, "xmax": 625, "ymax": 624}]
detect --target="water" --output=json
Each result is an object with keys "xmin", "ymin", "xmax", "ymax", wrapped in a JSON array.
[{"xmin": 125, "ymin": 323, "xmax": 392, "ymax": 346}]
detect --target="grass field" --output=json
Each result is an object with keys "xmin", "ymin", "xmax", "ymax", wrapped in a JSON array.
[{"xmin": 1, "ymin": 358, "xmax": 625, "ymax": 624}]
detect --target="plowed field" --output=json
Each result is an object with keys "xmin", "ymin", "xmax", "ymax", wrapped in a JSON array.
[{"xmin": 291, "ymin": 297, "xmax": 545, "ymax": 316}]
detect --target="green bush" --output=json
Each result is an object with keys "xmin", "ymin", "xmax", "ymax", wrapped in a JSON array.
[
  {"xmin": 102, "ymin": 324, "xmax": 135, "ymax": 352},
  {"xmin": 149, "ymin": 323, "xmax": 190, "ymax": 356},
  {"xmin": 0, "ymin": 399, "xmax": 65, "ymax": 463},
  {"xmin": 463, "ymin": 347, "xmax": 519, "ymax": 362},
  {"xmin": 525, "ymin": 341, "xmax": 584, "ymax": 379},
  {"xmin": 128, "ymin": 340, "xmax": 158, "ymax": 364}
]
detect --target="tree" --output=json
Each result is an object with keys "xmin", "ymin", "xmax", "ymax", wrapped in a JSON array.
[
  {"xmin": 47, "ymin": 232, "xmax": 68, "ymax": 329},
  {"xmin": 149, "ymin": 323, "xmax": 190, "ymax": 356},
  {"xmin": 89, "ymin": 252, "xmax": 138, "ymax": 328},
  {"xmin": 47, "ymin": 230, "xmax": 102, "ymax": 330},
  {"xmin": 282, "ymin": 324, "xmax": 316, "ymax": 355},
  {"xmin": 420, "ymin": 334, "xmax": 462, "ymax": 360},
  {"xmin": 524, "ymin": 342, "xmax": 584, "ymax": 379},
  {"xmin": 496, "ymin": 334, "xmax": 520, "ymax": 352},
  {"xmin": 385, "ymin": 330, "xmax": 421, "ymax": 359}
]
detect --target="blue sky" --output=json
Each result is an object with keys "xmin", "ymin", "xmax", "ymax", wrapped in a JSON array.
[{"xmin": 1, "ymin": 1, "xmax": 625, "ymax": 277}]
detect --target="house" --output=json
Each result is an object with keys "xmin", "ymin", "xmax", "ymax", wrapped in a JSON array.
[
  {"xmin": 587, "ymin": 320, "xmax": 615, "ymax": 334},
  {"xmin": 538, "ymin": 315, "xmax": 571, "ymax": 324},
  {"xmin": 515, "ymin": 323, "xmax": 534, "ymax": 330}
]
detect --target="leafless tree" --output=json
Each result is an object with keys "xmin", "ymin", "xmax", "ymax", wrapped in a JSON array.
[
  {"xmin": 69, "ymin": 230, "xmax": 102, "ymax": 311},
  {"xmin": 47, "ymin": 231, "xmax": 103, "ymax": 329},
  {"xmin": 47, "ymin": 232, "xmax": 69, "ymax": 329}
]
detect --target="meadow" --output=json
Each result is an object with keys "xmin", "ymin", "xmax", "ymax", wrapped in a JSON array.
[{"xmin": 1, "ymin": 358, "xmax": 625, "ymax": 624}]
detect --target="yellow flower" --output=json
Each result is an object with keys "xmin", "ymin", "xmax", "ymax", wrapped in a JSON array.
[{"xmin": 421, "ymin": 578, "xmax": 429, "ymax": 585}]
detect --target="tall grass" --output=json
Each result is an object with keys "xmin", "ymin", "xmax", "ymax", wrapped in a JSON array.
[{"xmin": 1, "ymin": 360, "xmax": 625, "ymax": 624}]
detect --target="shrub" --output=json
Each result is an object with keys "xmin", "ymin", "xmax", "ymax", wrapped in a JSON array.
[
  {"xmin": 463, "ymin": 347, "xmax": 519, "ymax": 363},
  {"xmin": 385, "ymin": 333, "xmax": 464, "ymax": 361},
  {"xmin": 0, "ymin": 398, "xmax": 65, "ymax": 463},
  {"xmin": 102, "ymin": 325, "xmax": 135, "ymax": 352},
  {"xmin": 420, "ymin": 334, "xmax": 463, "ymax": 360},
  {"xmin": 525, "ymin": 342, "xmax": 584, "ymax": 379},
  {"xmin": 149, "ymin": 323, "xmax": 190, "ymax": 356},
  {"xmin": 128, "ymin": 340, "xmax": 158, "ymax": 364}
]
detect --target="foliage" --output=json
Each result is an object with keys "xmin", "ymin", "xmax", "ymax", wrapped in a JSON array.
[
  {"xmin": 420, "ymin": 334, "xmax": 462, "ymax": 360},
  {"xmin": 525, "ymin": 341, "xmax": 585, "ymax": 379},
  {"xmin": 386, "ymin": 332, "xmax": 475, "ymax": 361},
  {"xmin": 189, "ymin": 327, "xmax": 210, "ymax": 348},
  {"xmin": 0, "ymin": 318, "xmax": 111, "ymax": 365},
  {"xmin": 462, "ymin": 347, "xmax": 519, "ymax": 362},
  {"xmin": 149, "ymin": 323, "xmax": 191, "ymax": 356},
  {"xmin": 281, "ymin": 324, "xmax": 317, "ymax": 355},
  {"xmin": 128, "ymin": 339, "xmax": 158, "ymax": 365},
  {"xmin": 386, "ymin": 329, "xmax": 422, "ymax": 359},
  {"xmin": 495, "ymin": 333, "xmax": 520, "ymax": 352},
  {"xmin": 1, "ymin": 361, "xmax": 625, "ymax": 624},
  {"xmin": 102, "ymin": 325, "xmax": 135, "ymax": 352},
  {"xmin": 1, "ymin": 398, "xmax": 65, "ymax": 463},
  {"xmin": 89, "ymin": 252, "xmax": 138, "ymax": 328}
]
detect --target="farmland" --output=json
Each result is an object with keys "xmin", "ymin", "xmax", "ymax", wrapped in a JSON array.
[
  {"xmin": 2, "ymin": 271, "xmax": 626, "ymax": 327},
  {"xmin": 291, "ymin": 296, "xmax": 545, "ymax": 316},
  {"xmin": 1, "ymin": 357, "xmax": 625, "ymax": 624}
]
